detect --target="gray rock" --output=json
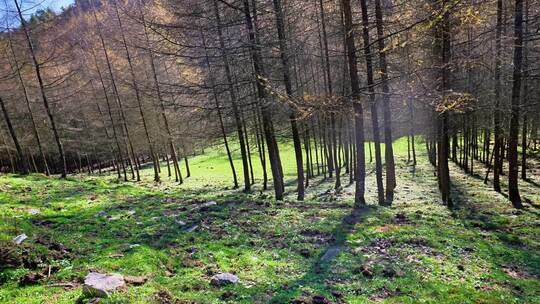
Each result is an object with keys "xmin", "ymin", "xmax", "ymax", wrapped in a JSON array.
[
  {"xmin": 128, "ymin": 244, "xmax": 141, "ymax": 249},
  {"xmin": 83, "ymin": 272, "xmax": 125, "ymax": 298},
  {"xmin": 97, "ymin": 211, "xmax": 107, "ymax": 218},
  {"xmin": 200, "ymin": 201, "xmax": 217, "ymax": 208},
  {"xmin": 174, "ymin": 219, "xmax": 186, "ymax": 226},
  {"xmin": 210, "ymin": 272, "xmax": 239, "ymax": 286},
  {"xmin": 13, "ymin": 234, "xmax": 28, "ymax": 245}
]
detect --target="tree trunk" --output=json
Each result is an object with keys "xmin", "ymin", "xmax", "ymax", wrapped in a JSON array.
[
  {"xmin": 113, "ymin": 1, "xmax": 159, "ymax": 183},
  {"xmin": 91, "ymin": 2, "xmax": 138, "ymax": 181},
  {"xmin": 0, "ymin": 97, "xmax": 27, "ymax": 174},
  {"xmin": 434, "ymin": 0, "xmax": 452, "ymax": 207},
  {"xmin": 272, "ymin": 0, "xmax": 305, "ymax": 200},
  {"xmin": 214, "ymin": 0, "xmax": 252, "ymax": 193},
  {"xmin": 374, "ymin": 0, "xmax": 396, "ymax": 203},
  {"xmin": 14, "ymin": 0, "xmax": 66, "ymax": 177},
  {"xmin": 358, "ymin": 0, "xmax": 384, "ymax": 204},
  {"xmin": 7, "ymin": 31, "xmax": 49, "ymax": 175},
  {"xmin": 493, "ymin": 0, "xmax": 503, "ymax": 193},
  {"xmin": 141, "ymin": 10, "xmax": 182, "ymax": 183},
  {"xmin": 342, "ymin": 0, "xmax": 366, "ymax": 205},
  {"xmin": 242, "ymin": 0, "xmax": 284, "ymax": 200},
  {"xmin": 507, "ymin": 0, "xmax": 524, "ymax": 208}
]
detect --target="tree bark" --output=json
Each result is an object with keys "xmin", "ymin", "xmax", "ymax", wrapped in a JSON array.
[
  {"xmin": 242, "ymin": 0, "xmax": 284, "ymax": 200},
  {"xmin": 342, "ymin": 0, "xmax": 366, "ymax": 206},
  {"xmin": 374, "ymin": 0, "xmax": 396, "ymax": 203},
  {"xmin": 272, "ymin": 0, "xmax": 305, "ymax": 200},
  {"xmin": 359, "ymin": 0, "xmax": 385, "ymax": 204},
  {"xmin": 507, "ymin": 0, "xmax": 524, "ymax": 208}
]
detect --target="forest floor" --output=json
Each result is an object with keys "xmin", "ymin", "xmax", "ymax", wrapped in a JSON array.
[{"xmin": 0, "ymin": 138, "xmax": 539, "ymax": 303}]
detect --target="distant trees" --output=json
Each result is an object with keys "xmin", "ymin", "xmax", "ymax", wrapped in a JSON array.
[{"xmin": 0, "ymin": 0, "xmax": 538, "ymax": 209}]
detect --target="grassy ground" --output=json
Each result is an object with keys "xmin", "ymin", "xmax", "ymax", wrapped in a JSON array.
[{"xmin": 0, "ymin": 137, "xmax": 538, "ymax": 303}]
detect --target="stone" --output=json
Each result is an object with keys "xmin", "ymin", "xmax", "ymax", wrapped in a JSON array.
[
  {"xmin": 13, "ymin": 234, "xmax": 28, "ymax": 244},
  {"xmin": 128, "ymin": 244, "xmax": 141, "ymax": 249},
  {"xmin": 210, "ymin": 273, "xmax": 239, "ymax": 286},
  {"xmin": 82, "ymin": 272, "xmax": 125, "ymax": 298},
  {"xmin": 28, "ymin": 209, "xmax": 41, "ymax": 215},
  {"xmin": 96, "ymin": 211, "xmax": 107, "ymax": 218},
  {"xmin": 174, "ymin": 219, "xmax": 186, "ymax": 226},
  {"xmin": 200, "ymin": 201, "xmax": 217, "ymax": 209}
]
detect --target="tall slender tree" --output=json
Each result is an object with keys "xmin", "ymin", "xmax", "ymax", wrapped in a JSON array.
[
  {"xmin": 507, "ymin": 0, "xmax": 524, "ymax": 208},
  {"xmin": 13, "ymin": 0, "xmax": 67, "ymax": 177}
]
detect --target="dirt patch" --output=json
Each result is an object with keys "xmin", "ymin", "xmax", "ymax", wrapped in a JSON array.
[
  {"xmin": 502, "ymin": 266, "xmax": 538, "ymax": 280},
  {"xmin": 373, "ymin": 224, "xmax": 400, "ymax": 233},
  {"xmin": 300, "ymin": 229, "xmax": 334, "ymax": 245},
  {"xmin": 0, "ymin": 237, "xmax": 71, "ymax": 272}
]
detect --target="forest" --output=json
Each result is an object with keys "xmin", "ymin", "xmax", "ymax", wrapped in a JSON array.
[{"xmin": 0, "ymin": 0, "xmax": 539, "ymax": 302}]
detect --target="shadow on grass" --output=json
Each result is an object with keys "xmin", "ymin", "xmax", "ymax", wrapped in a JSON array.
[
  {"xmin": 268, "ymin": 205, "xmax": 373, "ymax": 303},
  {"xmin": 449, "ymin": 181, "xmax": 540, "ymax": 278}
]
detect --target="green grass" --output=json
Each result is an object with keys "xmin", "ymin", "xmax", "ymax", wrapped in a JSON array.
[{"xmin": 0, "ymin": 137, "xmax": 538, "ymax": 303}]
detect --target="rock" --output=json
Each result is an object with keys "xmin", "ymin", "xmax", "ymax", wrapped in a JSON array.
[
  {"xmin": 125, "ymin": 275, "xmax": 147, "ymax": 286},
  {"xmin": 128, "ymin": 244, "xmax": 141, "ymax": 249},
  {"xmin": 13, "ymin": 234, "xmax": 28, "ymax": 245},
  {"xmin": 200, "ymin": 201, "xmax": 217, "ymax": 210},
  {"xmin": 174, "ymin": 219, "xmax": 186, "ymax": 226},
  {"xmin": 83, "ymin": 272, "xmax": 125, "ymax": 298},
  {"xmin": 210, "ymin": 273, "xmax": 239, "ymax": 286},
  {"xmin": 28, "ymin": 209, "xmax": 41, "ymax": 215},
  {"xmin": 96, "ymin": 211, "xmax": 107, "ymax": 218}
]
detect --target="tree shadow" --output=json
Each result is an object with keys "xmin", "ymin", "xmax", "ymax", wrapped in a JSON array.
[
  {"xmin": 448, "ymin": 181, "xmax": 540, "ymax": 277},
  {"xmin": 267, "ymin": 205, "xmax": 373, "ymax": 303}
]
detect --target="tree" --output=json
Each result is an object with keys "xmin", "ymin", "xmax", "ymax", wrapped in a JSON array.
[
  {"xmin": 0, "ymin": 96, "xmax": 27, "ymax": 174},
  {"xmin": 507, "ymin": 0, "xmax": 524, "ymax": 208},
  {"xmin": 13, "ymin": 0, "xmax": 67, "ymax": 178},
  {"xmin": 271, "ymin": 0, "xmax": 305, "ymax": 200},
  {"xmin": 341, "ymin": 0, "xmax": 366, "ymax": 206}
]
